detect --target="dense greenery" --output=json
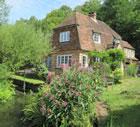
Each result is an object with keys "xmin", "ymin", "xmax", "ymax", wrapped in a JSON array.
[
  {"xmin": 89, "ymin": 49, "xmax": 124, "ymax": 83},
  {"xmin": 101, "ymin": 78, "xmax": 140, "ymax": 127},
  {"xmin": 23, "ymin": 67, "xmax": 103, "ymax": 127},
  {"xmin": 99, "ymin": 0, "xmax": 140, "ymax": 59},
  {"xmin": 0, "ymin": 23, "xmax": 51, "ymax": 71},
  {"xmin": 75, "ymin": 0, "xmax": 101, "ymax": 15},
  {"xmin": 0, "ymin": 64, "xmax": 15, "ymax": 103},
  {"xmin": 125, "ymin": 64, "xmax": 138, "ymax": 77}
]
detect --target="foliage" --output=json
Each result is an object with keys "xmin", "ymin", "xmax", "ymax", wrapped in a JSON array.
[
  {"xmin": 101, "ymin": 78, "xmax": 140, "ymax": 127},
  {"xmin": 0, "ymin": 0, "xmax": 9, "ymax": 24},
  {"xmin": 112, "ymin": 68, "xmax": 123, "ymax": 84},
  {"xmin": 107, "ymin": 49, "xmax": 125, "ymax": 71},
  {"xmin": 36, "ymin": 63, "xmax": 48, "ymax": 80},
  {"xmin": 89, "ymin": 49, "xmax": 125, "ymax": 71},
  {"xmin": 23, "ymin": 67, "xmax": 103, "ymax": 127},
  {"xmin": 16, "ymin": 16, "xmax": 42, "ymax": 32},
  {"xmin": 0, "ymin": 64, "xmax": 15, "ymax": 103},
  {"xmin": 100, "ymin": 0, "xmax": 140, "ymax": 59},
  {"xmin": 0, "ymin": 23, "xmax": 51, "ymax": 71},
  {"xmin": 89, "ymin": 49, "xmax": 124, "ymax": 84},
  {"xmin": 75, "ymin": 0, "xmax": 101, "ymax": 16},
  {"xmin": 125, "ymin": 64, "xmax": 138, "ymax": 77},
  {"xmin": 41, "ymin": 5, "xmax": 72, "ymax": 33}
]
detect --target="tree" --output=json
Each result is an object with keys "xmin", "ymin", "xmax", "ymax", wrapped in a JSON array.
[
  {"xmin": 100, "ymin": 0, "xmax": 140, "ymax": 59},
  {"xmin": 16, "ymin": 16, "xmax": 41, "ymax": 31},
  {"xmin": 75, "ymin": 0, "xmax": 102, "ymax": 18},
  {"xmin": 0, "ymin": 23, "xmax": 51, "ymax": 71},
  {"xmin": 41, "ymin": 5, "xmax": 72, "ymax": 33},
  {"xmin": 0, "ymin": 0, "xmax": 9, "ymax": 24}
]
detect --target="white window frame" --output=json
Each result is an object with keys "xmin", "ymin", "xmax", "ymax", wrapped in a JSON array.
[
  {"xmin": 56, "ymin": 55, "xmax": 72, "ymax": 68},
  {"xmin": 82, "ymin": 55, "xmax": 88, "ymax": 67},
  {"xmin": 59, "ymin": 31, "xmax": 70, "ymax": 42},
  {"xmin": 95, "ymin": 57, "xmax": 101, "ymax": 62},
  {"xmin": 93, "ymin": 32, "xmax": 101, "ymax": 44}
]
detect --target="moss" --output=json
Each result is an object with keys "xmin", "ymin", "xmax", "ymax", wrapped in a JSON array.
[{"xmin": 11, "ymin": 75, "xmax": 45, "ymax": 85}]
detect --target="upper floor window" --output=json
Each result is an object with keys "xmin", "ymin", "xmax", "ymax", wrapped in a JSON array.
[
  {"xmin": 93, "ymin": 33, "xmax": 101, "ymax": 44},
  {"xmin": 59, "ymin": 31, "xmax": 70, "ymax": 42}
]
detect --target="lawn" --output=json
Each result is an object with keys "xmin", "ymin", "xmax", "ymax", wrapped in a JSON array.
[{"xmin": 101, "ymin": 78, "xmax": 140, "ymax": 127}]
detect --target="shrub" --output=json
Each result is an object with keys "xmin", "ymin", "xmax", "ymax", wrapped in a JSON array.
[
  {"xmin": 23, "ymin": 67, "xmax": 103, "ymax": 127},
  {"xmin": 113, "ymin": 68, "xmax": 123, "ymax": 84},
  {"xmin": 0, "ymin": 64, "xmax": 15, "ymax": 103},
  {"xmin": 126, "ymin": 64, "xmax": 138, "ymax": 77}
]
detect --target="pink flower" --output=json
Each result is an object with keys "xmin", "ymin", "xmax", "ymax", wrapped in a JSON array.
[{"xmin": 62, "ymin": 101, "xmax": 68, "ymax": 107}]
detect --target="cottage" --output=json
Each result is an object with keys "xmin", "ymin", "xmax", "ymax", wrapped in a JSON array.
[{"xmin": 47, "ymin": 12, "xmax": 138, "ymax": 72}]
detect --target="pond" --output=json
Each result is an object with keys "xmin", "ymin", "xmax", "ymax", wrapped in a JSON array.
[{"xmin": 0, "ymin": 91, "xmax": 28, "ymax": 127}]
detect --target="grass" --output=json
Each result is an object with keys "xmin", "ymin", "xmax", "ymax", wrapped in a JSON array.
[
  {"xmin": 101, "ymin": 78, "xmax": 140, "ymax": 127},
  {"xmin": 11, "ymin": 75, "xmax": 45, "ymax": 85}
]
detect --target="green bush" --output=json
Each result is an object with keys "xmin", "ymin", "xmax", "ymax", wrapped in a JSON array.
[
  {"xmin": 126, "ymin": 64, "xmax": 138, "ymax": 77},
  {"xmin": 23, "ymin": 67, "xmax": 103, "ymax": 127},
  {"xmin": 0, "ymin": 64, "xmax": 15, "ymax": 103},
  {"xmin": 113, "ymin": 68, "xmax": 123, "ymax": 84}
]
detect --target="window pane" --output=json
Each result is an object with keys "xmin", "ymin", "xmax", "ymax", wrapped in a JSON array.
[
  {"xmin": 93, "ymin": 33, "xmax": 101, "ymax": 43},
  {"xmin": 69, "ymin": 56, "xmax": 72, "ymax": 66},
  {"xmin": 67, "ymin": 31, "xmax": 70, "ymax": 41},
  {"xmin": 59, "ymin": 31, "xmax": 70, "ymax": 42},
  {"xmin": 83, "ymin": 56, "xmax": 86, "ymax": 66},
  {"xmin": 61, "ymin": 56, "xmax": 64, "ymax": 64},
  {"xmin": 65, "ymin": 56, "xmax": 68, "ymax": 64}
]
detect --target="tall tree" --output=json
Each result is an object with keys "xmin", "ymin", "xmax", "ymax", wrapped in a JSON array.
[
  {"xmin": 75, "ymin": 0, "xmax": 102, "ymax": 17},
  {"xmin": 0, "ymin": 23, "xmax": 51, "ymax": 71},
  {"xmin": 100, "ymin": 0, "xmax": 140, "ymax": 58},
  {"xmin": 41, "ymin": 5, "xmax": 72, "ymax": 33},
  {"xmin": 0, "ymin": 0, "xmax": 9, "ymax": 24}
]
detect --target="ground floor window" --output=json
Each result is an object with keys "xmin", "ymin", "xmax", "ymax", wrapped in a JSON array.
[
  {"xmin": 57, "ymin": 55, "xmax": 72, "ymax": 68},
  {"xmin": 95, "ymin": 57, "xmax": 101, "ymax": 62},
  {"xmin": 82, "ymin": 55, "xmax": 88, "ymax": 67}
]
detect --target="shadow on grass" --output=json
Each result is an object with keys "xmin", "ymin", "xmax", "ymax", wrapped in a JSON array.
[{"xmin": 105, "ymin": 104, "xmax": 140, "ymax": 127}]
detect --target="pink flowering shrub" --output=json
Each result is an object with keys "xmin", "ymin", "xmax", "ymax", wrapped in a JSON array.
[{"xmin": 23, "ymin": 67, "xmax": 103, "ymax": 127}]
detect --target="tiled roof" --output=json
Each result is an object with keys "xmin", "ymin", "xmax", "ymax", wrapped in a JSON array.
[
  {"xmin": 121, "ymin": 41, "xmax": 134, "ymax": 49},
  {"xmin": 57, "ymin": 12, "xmax": 133, "ymax": 51}
]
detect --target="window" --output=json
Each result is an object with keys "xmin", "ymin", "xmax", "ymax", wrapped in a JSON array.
[
  {"xmin": 57, "ymin": 55, "xmax": 72, "ymax": 67},
  {"xmin": 95, "ymin": 57, "xmax": 101, "ymax": 62},
  {"xmin": 59, "ymin": 31, "xmax": 70, "ymax": 42},
  {"xmin": 82, "ymin": 55, "xmax": 88, "ymax": 67},
  {"xmin": 93, "ymin": 33, "xmax": 101, "ymax": 44},
  {"xmin": 46, "ymin": 56, "xmax": 51, "ymax": 68}
]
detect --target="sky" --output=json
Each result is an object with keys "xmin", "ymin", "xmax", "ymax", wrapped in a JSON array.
[{"xmin": 6, "ymin": 0, "xmax": 87, "ymax": 23}]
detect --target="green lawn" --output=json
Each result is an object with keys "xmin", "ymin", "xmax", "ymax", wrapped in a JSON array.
[{"xmin": 101, "ymin": 78, "xmax": 140, "ymax": 127}]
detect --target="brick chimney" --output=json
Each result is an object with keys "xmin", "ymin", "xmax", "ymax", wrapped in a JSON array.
[{"xmin": 89, "ymin": 12, "xmax": 97, "ymax": 22}]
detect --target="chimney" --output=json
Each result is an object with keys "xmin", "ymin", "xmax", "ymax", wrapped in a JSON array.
[{"xmin": 89, "ymin": 12, "xmax": 97, "ymax": 22}]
